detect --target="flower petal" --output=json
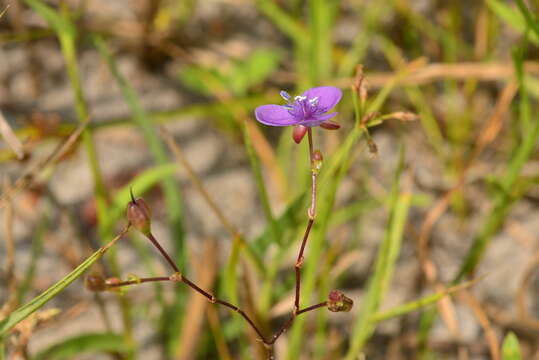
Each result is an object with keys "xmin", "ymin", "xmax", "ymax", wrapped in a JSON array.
[
  {"xmin": 301, "ymin": 112, "xmax": 338, "ymax": 127},
  {"xmin": 302, "ymin": 86, "xmax": 343, "ymax": 113},
  {"xmin": 255, "ymin": 105, "xmax": 297, "ymax": 126}
]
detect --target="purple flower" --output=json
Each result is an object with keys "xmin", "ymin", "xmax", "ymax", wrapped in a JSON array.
[{"xmin": 255, "ymin": 86, "xmax": 342, "ymax": 128}]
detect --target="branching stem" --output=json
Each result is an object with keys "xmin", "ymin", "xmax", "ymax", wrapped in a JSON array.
[
  {"xmin": 107, "ymin": 271, "xmax": 327, "ymax": 348},
  {"xmin": 119, "ymin": 127, "xmax": 323, "ymax": 358}
]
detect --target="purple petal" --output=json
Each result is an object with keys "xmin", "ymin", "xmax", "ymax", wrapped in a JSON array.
[
  {"xmin": 301, "ymin": 112, "xmax": 338, "ymax": 127},
  {"xmin": 255, "ymin": 105, "xmax": 297, "ymax": 126},
  {"xmin": 302, "ymin": 86, "xmax": 343, "ymax": 113}
]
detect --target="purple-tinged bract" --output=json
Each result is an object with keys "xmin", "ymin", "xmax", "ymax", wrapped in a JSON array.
[{"xmin": 255, "ymin": 86, "xmax": 342, "ymax": 127}]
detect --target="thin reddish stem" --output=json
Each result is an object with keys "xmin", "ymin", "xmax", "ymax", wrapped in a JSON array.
[
  {"xmin": 297, "ymin": 301, "xmax": 327, "ymax": 315},
  {"xmin": 293, "ymin": 128, "xmax": 318, "ymax": 313},
  {"xmin": 147, "ymin": 233, "xmax": 180, "ymax": 273},
  {"xmin": 307, "ymin": 128, "xmax": 317, "ymax": 219},
  {"xmin": 269, "ymin": 302, "xmax": 328, "ymax": 345},
  {"xmin": 294, "ymin": 219, "xmax": 314, "ymax": 312},
  {"xmin": 142, "ymin": 232, "xmax": 269, "ymax": 343},
  {"xmin": 175, "ymin": 273, "xmax": 269, "ymax": 344}
]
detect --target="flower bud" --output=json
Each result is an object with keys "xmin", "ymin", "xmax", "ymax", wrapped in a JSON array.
[
  {"xmin": 127, "ymin": 190, "xmax": 152, "ymax": 235},
  {"xmin": 312, "ymin": 150, "xmax": 323, "ymax": 174},
  {"xmin": 292, "ymin": 125, "xmax": 308, "ymax": 144},
  {"xmin": 85, "ymin": 274, "xmax": 106, "ymax": 292},
  {"xmin": 327, "ymin": 290, "xmax": 353, "ymax": 312}
]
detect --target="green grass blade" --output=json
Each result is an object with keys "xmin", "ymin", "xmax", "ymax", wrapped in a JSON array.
[
  {"xmin": 502, "ymin": 332, "xmax": 522, "ymax": 360},
  {"xmin": 369, "ymin": 278, "xmax": 478, "ymax": 323},
  {"xmin": 0, "ymin": 231, "xmax": 127, "ymax": 336},
  {"xmin": 308, "ymin": 0, "xmax": 336, "ymax": 83},
  {"xmin": 487, "ymin": 0, "xmax": 539, "ymax": 45},
  {"xmin": 93, "ymin": 35, "xmax": 186, "ymax": 269},
  {"xmin": 255, "ymin": 0, "xmax": 309, "ymax": 45},
  {"xmin": 345, "ymin": 147, "xmax": 411, "ymax": 359},
  {"xmin": 32, "ymin": 333, "xmax": 128, "ymax": 360},
  {"xmin": 515, "ymin": 0, "xmax": 539, "ymax": 38}
]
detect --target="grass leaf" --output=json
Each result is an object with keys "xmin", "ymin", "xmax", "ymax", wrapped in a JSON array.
[
  {"xmin": 345, "ymin": 147, "xmax": 411, "ymax": 359},
  {"xmin": 32, "ymin": 332, "xmax": 128, "ymax": 360},
  {"xmin": 0, "ymin": 229, "xmax": 128, "ymax": 336},
  {"xmin": 502, "ymin": 332, "xmax": 522, "ymax": 360}
]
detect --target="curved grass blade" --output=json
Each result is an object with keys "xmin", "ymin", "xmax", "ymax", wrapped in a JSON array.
[
  {"xmin": 345, "ymin": 147, "xmax": 411, "ymax": 359},
  {"xmin": 32, "ymin": 332, "xmax": 128, "ymax": 360}
]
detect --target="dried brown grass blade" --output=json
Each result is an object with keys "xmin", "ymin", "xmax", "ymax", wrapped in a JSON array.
[
  {"xmin": 0, "ymin": 109, "xmax": 25, "ymax": 160},
  {"xmin": 335, "ymin": 62, "xmax": 539, "ymax": 88},
  {"xmin": 0, "ymin": 4, "xmax": 10, "ymax": 18},
  {"xmin": 206, "ymin": 305, "xmax": 233, "ymax": 360},
  {"xmin": 160, "ymin": 127, "xmax": 238, "ymax": 236},
  {"xmin": 473, "ymin": 81, "xmax": 518, "ymax": 157},
  {"xmin": 0, "ymin": 118, "xmax": 88, "ymax": 209},
  {"xmin": 176, "ymin": 238, "xmax": 218, "ymax": 360},
  {"xmin": 0, "ymin": 177, "xmax": 18, "ymax": 318},
  {"xmin": 459, "ymin": 290, "xmax": 500, "ymax": 360},
  {"xmin": 516, "ymin": 250, "xmax": 539, "ymax": 324}
]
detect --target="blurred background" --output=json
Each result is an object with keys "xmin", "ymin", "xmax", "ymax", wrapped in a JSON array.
[{"xmin": 1, "ymin": 0, "xmax": 539, "ymax": 359}]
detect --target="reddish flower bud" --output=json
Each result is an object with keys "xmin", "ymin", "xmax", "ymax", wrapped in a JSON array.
[
  {"xmin": 319, "ymin": 121, "xmax": 340, "ymax": 130},
  {"xmin": 127, "ymin": 189, "xmax": 152, "ymax": 235},
  {"xmin": 292, "ymin": 125, "xmax": 308, "ymax": 144},
  {"xmin": 85, "ymin": 274, "xmax": 106, "ymax": 292},
  {"xmin": 327, "ymin": 290, "xmax": 354, "ymax": 312}
]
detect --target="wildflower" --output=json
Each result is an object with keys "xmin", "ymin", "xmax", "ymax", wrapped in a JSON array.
[{"xmin": 255, "ymin": 87, "xmax": 342, "ymax": 143}]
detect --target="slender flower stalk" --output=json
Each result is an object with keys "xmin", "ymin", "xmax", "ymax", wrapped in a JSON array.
[
  {"xmin": 253, "ymin": 87, "xmax": 353, "ymax": 355},
  {"xmin": 293, "ymin": 127, "xmax": 320, "ymax": 313}
]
